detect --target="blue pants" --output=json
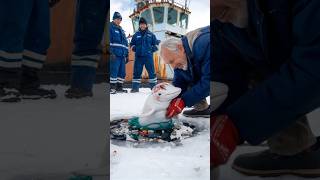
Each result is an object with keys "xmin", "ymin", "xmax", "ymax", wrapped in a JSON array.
[
  {"xmin": 132, "ymin": 55, "xmax": 157, "ymax": 90},
  {"xmin": 110, "ymin": 56, "xmax": 126, "ymax": 85},
  {"xmin": 70, "ymin": 0, "xmax": 107, "ymax": 92},
  {"xmin": 0, "ymin": 0, "xmax": 50, "ymax": 88}
]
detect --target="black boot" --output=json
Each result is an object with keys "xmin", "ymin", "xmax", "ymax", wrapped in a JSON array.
[
  {"xmin": 20, "ymin": 66, "xmax": 57, "ymax": 99},
  {"xmin": 182, "ymin": 105, "xmax": 210, "ymax": 118},
  {"xmin": 110, "ymin": 83, "xmax": 117, "ymax": 94},
  {"xmin": 0, "ymin": 67, "xmax": 21, "ymax": 102},
  {"xmin": 116, "ymin": 83, "xmax": 127, "ymax": 93},
  {"xmin": 130, "ymin": 88, "xmax": 139, "ymax": 93},
  {"xmin": 65, "ymin": 88, "xmax": 93, "ymax": 99},
  {"xmin": 0, "ymin": 86, "xmax": 20, "ymax": 102},
  {"xmin": 232, "ymin": 137, "xmax": 320, "ymax": 177}
]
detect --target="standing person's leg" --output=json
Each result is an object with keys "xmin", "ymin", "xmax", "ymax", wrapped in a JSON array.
[
  {"xmin": 21, "ymin": 0, "xmax": 56, "ymax": 99},
  {"xmin": 109, "ymin": 55, "xmax": 120, "ymax": 94},
  {"xmin": 115, "ymin": 56, "xmax": 127, "ymax": 93},
  {"xmin": 0, "ymin": 1, "xmax": 34, "ymax": 102},
  {"xmin": 65, "ymin": 0, "xmax": 107, "ymax": 98},
  {"xmin": 131, "ymin": 56, "xmax": 144, "ymax": 93},
  {"xmin": 144, "ymin": 54, "xmax": 157, "ymax": 90}
]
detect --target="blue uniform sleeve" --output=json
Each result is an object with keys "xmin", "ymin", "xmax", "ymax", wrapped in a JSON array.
[
  {"xmin": 122, "ymin": 30, "xmax": 129, "ymax": 55},
  {"xmin": 151, "ymin": 34, "xmax": 158, "ymax": 53},
  {"xmin": 130, "ymin": 34, "xmax": 137, "ymax": 52},
  {"xmin": 109, "ymin": 24, "xmax": 115, "ymax": 54},
  {"xmin": 181, "ymin": 46, "xmax": 210, "ymax": 107},
  {"xmin": 226, "ymin": 0, "xmax": 320, "ymax": 145},
  {"xmin": 172, "ymin": 69, "xmax": 188, "ymax": 96}
]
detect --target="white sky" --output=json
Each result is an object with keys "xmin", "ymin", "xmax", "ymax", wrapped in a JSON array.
[{"xmin": 110, "ymin": 0, "xmax": 210, "ymax": 36}]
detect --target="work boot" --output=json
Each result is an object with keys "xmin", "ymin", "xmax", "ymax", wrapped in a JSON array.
[
  {"xmin": 110, "ymin": 83, "xmax": 117, "ymax": 94},
  {"xmin": 232, "ymin": 137, "xmax": 320, "ymax": 177},
  {"xmin": 183, "ymin": 105, "xmax": 211, "ymax": 118},
  {"xmin": 65, "ymin": 88, "xmax": 92, "ymax": 99},
  {"xmin": 0, "ymin": 87, "xmax": 21, "ymax": 102},
  {"xmin": 116, "ymin": 83, "xmax": 127, "ymax": 93},
  {"xmin": 20, "ymin": 87, "xmax": 57, "ymax": 99},
  {"xmin": 130, "ymin": 88, "xmax": 139, "ymax": 93}
]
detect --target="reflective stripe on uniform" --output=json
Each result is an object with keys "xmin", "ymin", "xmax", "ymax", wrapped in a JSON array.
[
  {"xmin": 117, "ymin": 77, "xmax": 125, "ymax": 83},
  {"xmin": 110, "ymin": 77, "xmax": 117, "ymax": 83},
  {"xmin": 132, "ymin": 79, "xmax": 141, "ymax": 83},
  {"xmin": 110, "ymin": 43, "xmax": 128, "ymax": 49},
  {"xmin": 71, "ymin": 54, "xmax": 100, "ymax": 68},
  {"xmin": 0, "ymin": 60, "xmax": 21, "ymax": 68},
  {"xmin": 22, "ymin": 50, "xmax": 47, "ymax": 69},
  {"xmin": 149, "ymin": 78, "xmax": 157, "ymax": 83},
  {"xmin": 72, "ymin": 54, "xmax": 100, "ymax": 61},
  {"xmin": 0, "ymin": 50, "xmax": 22, "ymax": 59},
  {"xmin": 22, "ymin": 59, "xmax": 43, "ymax": 69},
  {"xmin": 23, "ymin": 50, "xmax": 46, "ymax": 62},
  {"xmin": 72, "ymin": 60, "xmax": 98, "ymax": 68}
]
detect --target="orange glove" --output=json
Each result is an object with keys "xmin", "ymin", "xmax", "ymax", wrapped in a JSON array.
[
  {"xmin": 211, "ymin": 115, "xmax": 239, "ymax": 167},
  {"xmin": 166, "ymin": 98, "xmax": 185, "ymax": 118}
]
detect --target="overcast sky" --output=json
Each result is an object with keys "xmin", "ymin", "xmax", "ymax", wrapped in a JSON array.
[{"xmin": 110, "ymin": 0, "xmax": 210, "ymax": 36}]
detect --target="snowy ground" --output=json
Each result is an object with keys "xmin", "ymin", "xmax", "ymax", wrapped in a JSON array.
[
  {"xmin": 219, "ymin": 108, "xmax": 320, "ymax": 180},
  {"xmin": 110, "ymin": 88, "xmax": 211, "ymax": 180},
  {"xmin": 0, "ymin": 84, "xmax": 108, "ymax": 180}
]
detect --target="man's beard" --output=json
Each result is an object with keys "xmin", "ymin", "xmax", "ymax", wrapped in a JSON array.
[{"xmin": 182, "ymin": 63, "xmax": 188, "ymax": 71}]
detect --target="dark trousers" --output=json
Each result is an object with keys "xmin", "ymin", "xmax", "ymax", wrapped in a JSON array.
[
  {"xmin": 132, "ymin": 55, "xmax": 157, "ymax": 90},
  {"xmin": 0, "ymin": 0, "xmax": 50, "ymax": 88},
  {"xmin": 70, "ymin": 0, "xmax": 107, "ymax": 92}
]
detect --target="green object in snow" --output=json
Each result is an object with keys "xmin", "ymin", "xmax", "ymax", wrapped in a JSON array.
[{"xmin": 128, "ymin": 116, "xmax": 174, "ymax": 131}]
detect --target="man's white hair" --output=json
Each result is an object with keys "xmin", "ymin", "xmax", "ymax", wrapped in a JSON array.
[{"xmin": 159, "ymin": 38, "xmax": 182, "ymax": 60}]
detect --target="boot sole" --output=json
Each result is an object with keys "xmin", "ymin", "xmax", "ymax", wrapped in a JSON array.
[
  {"xmin": 183, "ymin": 114, "xmax": 210, "ymax": 118},
  {"xmin": 65, "ymin": 94, "xmax": 92, "ymax": 99},
  {"xmin": 22, "ymin": 95, "xmax": 57, "ymax": 100},
  {"xmin": 232, "ymin": 164, "xmax": 320, "ymax": 177},
  {"xmin": 0, "ymin": 98, "xmax": 21, "ymax": 103}
]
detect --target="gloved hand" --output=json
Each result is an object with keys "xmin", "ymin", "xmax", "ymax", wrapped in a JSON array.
[
  {"xmin": 166, "ymin": 98, "xmax": 185, "ymax": 118},
  {"xmin": 211, "ymin": 114, "xmax": 239, "ymax": 167},
  {"xmin": 49, "ymin": 0, "xmax": 61, "ymax": 8}
]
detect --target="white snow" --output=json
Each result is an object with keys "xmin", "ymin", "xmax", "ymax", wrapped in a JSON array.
[
  {"xmin": 110, "ymin": 88, "xmax": 210, "ymax": 180},
  {"xmin": 0, "ymin": 84, "xmax": 108, "ymax": 180}
]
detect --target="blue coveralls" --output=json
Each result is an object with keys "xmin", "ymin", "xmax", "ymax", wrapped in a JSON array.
[
  {"xmin": 0, "ymin": 1, "xmax": 50, "ymax": 88},
  {"xmin": 70, "ymin": 0, "xmax": 107, "ymax": 92},
  {"xmin": 109, "ymin": 22, "xmax": 128, "ymax": 86},
  {"xmin": 130, "ymin": 29, "xmax": 159, "ymax": 90},
  {"xmin": 173, "ymin": 26, "xmax": 210, "ymax": 107}
]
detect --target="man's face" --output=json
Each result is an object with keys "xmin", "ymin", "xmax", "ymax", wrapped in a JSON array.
[
  {"xmin": 113, "ymin": 18, "xmax": 122, "ymax": 26},
  {"xmin": 161, "ymin": 45, "xmax": 188, "ymax": 70},
  {"xmin": 139, "ymin": 23, "xmax": 147, "ymax": 30}
]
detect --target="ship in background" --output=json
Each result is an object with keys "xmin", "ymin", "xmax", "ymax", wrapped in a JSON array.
[{"xmin": 126, "ymin": 0, "xmax": 191, "ymax": 81}]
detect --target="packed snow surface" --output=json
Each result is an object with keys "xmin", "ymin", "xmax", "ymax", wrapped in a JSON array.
[
  {"xmin": 110, "ymin": 88, "xmax": 210, "ymax": 180},
  {"xmin": 0, "ymin": 84, "xmax": 108, "ymax": 180}
]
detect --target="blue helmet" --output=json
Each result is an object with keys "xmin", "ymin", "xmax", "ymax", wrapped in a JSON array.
[{"xmin": 113, "ymin": 12, "xmax": 122, "ymax": 20}]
